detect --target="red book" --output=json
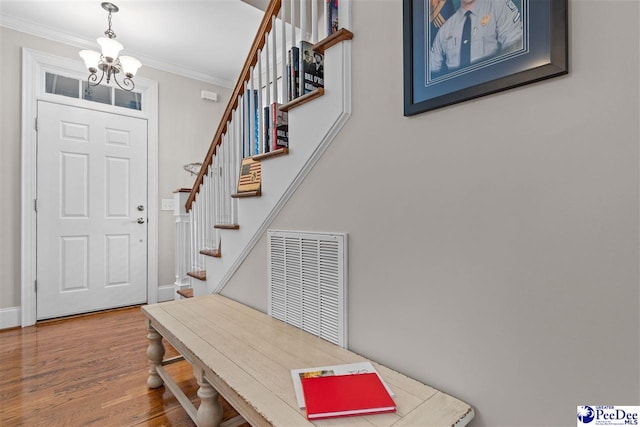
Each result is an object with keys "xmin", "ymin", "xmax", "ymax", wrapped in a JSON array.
[{"xmin": 301, "ymin": 372, "xmax": 396, "ymax": 420}]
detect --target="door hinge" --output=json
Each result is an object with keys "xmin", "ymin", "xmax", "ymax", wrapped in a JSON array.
[
  {"xmin": 34, "ymin": 199, "xmax": 37, "ymax": 212},
  {"xmin": 35, "ymin": 117, "xmax": 38, "ymax": 132},
  {"xmin": 34, "ymin": 279, "xmax": 37, "ymax": 292}
]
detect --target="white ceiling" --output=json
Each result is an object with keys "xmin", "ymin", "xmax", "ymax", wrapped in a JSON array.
[{"xmin": 0, "ymin": 0, "xmax": 266, "ymax": 87}]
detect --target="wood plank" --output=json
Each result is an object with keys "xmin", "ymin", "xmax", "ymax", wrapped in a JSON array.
[
  {"xmin": 200, "ymin": 249, "xmax": 222, "ymax": 258},
  {"xmin": 187, "ymin": 270, "xmax": 206, "ymax": 281},
  {"xmin": 312, "ymin": 28, "xmax": 354, "ymax": 54},
  {"xmin": 251, "ymin": 148, "xmax": 289, "ymax": 161},
  {"xmin": 0, "ymin": 306, "xmax": 248, "ymax": 427},
  {"xmin": 279, "ymin": 88, "xmax": 324, "ymax": 112},
  {"xmin": 177, "ymin": 288, "xmax": 194, "ymax": 298},
  {"xmin": 214, "ymin": 224, "xmax": 240, "ymax": 230},
  {"xmin": 231, "ymin": 190, "xmax": 261, "ymax": 198}
]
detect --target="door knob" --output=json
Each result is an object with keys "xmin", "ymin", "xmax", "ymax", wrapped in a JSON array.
[
  {"xmin": 137, "ymin": 217, "xmax": 145, "ymax": 224},
  {"xmin": 137, "ymin": 205, "xmax": 145, "ymax": 211}
]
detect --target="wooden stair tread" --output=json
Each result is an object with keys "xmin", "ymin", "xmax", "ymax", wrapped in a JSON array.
[
  {"xmin": 214, "ymin": 224, "xmax": 240, "ymax": 230},
  {"xmin": 312, "ymin": 28, "xmax": 354, "ymax": 53},
  {"xmin": 252, "ymin": 148, "xmax": 289, "ymax": 161},
  {"xmin": 200, "ymin": 249, "xmax": 221, "ymax": 258},
  {"xmin": 176, "ymin": 288, "xmax": 194, "ymax": 298},
  {"xmin": 279, "ymin": 88, "xmax": 324, "ymax": 112},
  {"xmin": 187, "ymin": 270, "xmax": 207, "ymax": 281},
  {"xmin": 231, "ymin": 190, "xmax": 261, "ymax": 198}
]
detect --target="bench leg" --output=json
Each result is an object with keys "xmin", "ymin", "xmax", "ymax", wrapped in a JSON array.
[
  {"xmin": 195, "ymin": 368, "xmax": 223, "ymax": 427},
  {"xmin": 146, "ymin": 324, "xmax": 165, "ymax": 389}
]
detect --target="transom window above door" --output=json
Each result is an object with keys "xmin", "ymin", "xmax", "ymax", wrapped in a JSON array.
[{"xmin": 45, "ymin": 72, "xmax": 142, "ymax": 111}]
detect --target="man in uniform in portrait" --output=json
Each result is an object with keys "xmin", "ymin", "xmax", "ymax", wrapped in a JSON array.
[{"xmin": 429, "ymin": 0, "xmax": 523, "ymax": 77}]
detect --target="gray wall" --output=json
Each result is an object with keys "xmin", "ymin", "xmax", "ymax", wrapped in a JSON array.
[
  {"xmin": 0, "ymin": 27, "xmax": 230, "ymax": 309},
  {"xmin": 222, "ymin": 0, "xmax": 640, "ymax": 425}
]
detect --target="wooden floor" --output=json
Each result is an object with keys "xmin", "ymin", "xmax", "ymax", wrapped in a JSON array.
[{"xmin": 0, "ymin": 306, "xmax": 250, "ymax": 427}]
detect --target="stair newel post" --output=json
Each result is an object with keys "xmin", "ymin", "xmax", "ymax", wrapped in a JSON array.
[
  {"xmin": 173, "ymin": 189, "xmax": 191, "ymax": 299},
  {"xmin": 196, "ymin": 191, "xmax": 204, "ymax": 270},
  {"xmin": 189, "ymin": 205, "xmax": 196, "ymax": 271}
]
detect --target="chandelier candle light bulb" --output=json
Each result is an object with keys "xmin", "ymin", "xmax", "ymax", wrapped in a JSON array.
[{"xmin": 79, "ymin": 2, "xmax": 141, "ymax": 91}]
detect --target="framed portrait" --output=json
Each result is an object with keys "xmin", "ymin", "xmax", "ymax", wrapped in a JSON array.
[{"xmin": 403, "ymin": 0, "xmax": 568, "ymax": 116}]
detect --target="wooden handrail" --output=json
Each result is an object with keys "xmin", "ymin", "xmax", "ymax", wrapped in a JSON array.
[{"xmin": 186, "ymin": 0, "xmax": 282, "ymax": 212}]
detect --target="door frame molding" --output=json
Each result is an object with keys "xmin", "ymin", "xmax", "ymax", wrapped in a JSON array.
[{"xmin": 21, "ymin": 48, "xmax": 159, "ymax": 326}]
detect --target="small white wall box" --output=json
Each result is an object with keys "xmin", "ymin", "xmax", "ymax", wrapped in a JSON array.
[{"xmin": 201, "ymin": 90, "xmax": 218, "ymax": 102}]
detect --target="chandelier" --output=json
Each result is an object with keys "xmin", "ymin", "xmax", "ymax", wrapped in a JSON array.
[{"xmin": 79, "ymin": 2, "xmax": 141, "ymax": 91}]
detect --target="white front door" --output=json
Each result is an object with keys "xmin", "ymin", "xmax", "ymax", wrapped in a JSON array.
[{"xmin": 36, "ymin": 101, "xmax": 148, "ymax": 320}]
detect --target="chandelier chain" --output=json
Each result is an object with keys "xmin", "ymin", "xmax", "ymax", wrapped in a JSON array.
[{"xmin": 105, "ymin": 11, "xmax": 116, "ymax": 38}]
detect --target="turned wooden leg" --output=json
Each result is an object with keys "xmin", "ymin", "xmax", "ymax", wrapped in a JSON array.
[
  {"xmin": 195, "ymin": 375, "xmax": 223, "ymax": 427},
  {"xmin": 146, "ymin": 324, "xmax": 165, "ymax": 389}
]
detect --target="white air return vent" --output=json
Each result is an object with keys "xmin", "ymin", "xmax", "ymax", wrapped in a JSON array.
[{"xmin": 268, "ymin": 230, "xmax": 347, "ymax": 347}]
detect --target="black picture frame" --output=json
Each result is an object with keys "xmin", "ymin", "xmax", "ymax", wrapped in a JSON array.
[{"xmin": 403, "ymin": 0, "xmax": 568, "ymax": 116}]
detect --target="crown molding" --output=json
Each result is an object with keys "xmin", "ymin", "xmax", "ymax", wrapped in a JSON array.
[{"xmin": 0, "ymin": 14, "xmax": 235, "ymax": 88}]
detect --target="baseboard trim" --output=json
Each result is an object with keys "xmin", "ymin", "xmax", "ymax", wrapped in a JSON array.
[
  {"xmin": 158, "ymin": 285, "xmax": 177, "ymax": 302},
  {"xmin": 0, "ymin": 306, "xmax": 22, "ymax": 329}
]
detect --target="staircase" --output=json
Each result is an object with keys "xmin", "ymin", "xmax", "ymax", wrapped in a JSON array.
[{"xmin": 173, "ymin": 0, "xmax": 353, "ymax": 298}]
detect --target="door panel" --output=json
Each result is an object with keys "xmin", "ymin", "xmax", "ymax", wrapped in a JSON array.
[{"xmin": 37, "ymin": 101, "xmax": 148, "ymax": 320}]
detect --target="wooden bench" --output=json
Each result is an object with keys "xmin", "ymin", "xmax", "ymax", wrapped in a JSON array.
[{"xmin": 142, "ymin": 295, "xmax": 474, "ymax": 426}]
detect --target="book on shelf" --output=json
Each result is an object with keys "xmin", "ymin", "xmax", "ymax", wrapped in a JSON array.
[
  {"xmin": 290, "ymin": 361, "xmax": 394, "ymax": 409},
  {"xmin": 243, "ymin": 89, "xmax": 259, "ymax": 157},
  {"xmin": 263, "ymin": 105, "xmax": 271, "ymax": 153},
  {"xmin": 299, "ymin": 41, "xmax": 324, "ymax": 96},
  {"xmin": 271, "ymin": 103, "xmax": 288, "ymax": 150},
  {"xmin": 301, "ymin": 372, "xmax": 396, "ymax": 420},
  {"xmin": 327, "ymin": 0, "xmax": 339, "ymax": 36},
  {"xmin": 288, "ymin": 46, "xmax": 300, "ymax": 100}
]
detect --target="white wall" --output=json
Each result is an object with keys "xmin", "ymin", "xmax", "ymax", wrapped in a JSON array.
[
  {"xmin": 222, "ymin": 0, "xmax": 640, "ymax": 425},
  {"xmin": 0, "ymin": 27, "xmax": 231, "ymax": 310}
]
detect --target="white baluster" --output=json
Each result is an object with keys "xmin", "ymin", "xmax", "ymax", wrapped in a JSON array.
[
  {"xmin": 207, "ymin": 167, "xmax": 213, "ymax": 247},
  {"xmin": 265, "ymin": 33, "xmax": 271, "ymax": 112},
  {"xmin": 257, "ymin": 50, "xmax": 264, "ymax": 155},
  {"xmin": 231, "ymin": 109, "xmax": 239, "ymax": 225},
  {"xmin": 203, "ymin": 170, "xmax": 209, "ymax": 250},
  {"xmin": 312, "ymin": 0, "xmax": 318, "ymax": 43},
  {"xmin": 291, "ymin": 0, "xmax": 296, "ymax": 48},
  {"xmin": 323, "ymin": 0, "xmax": 328, "ymax": 39},
  {"xmin": 174, "ymin": 190, "xmax": 190, "ymax": 299},
  {"xmin": 225, "ymin": 130, "xmax": 231, "ymax": 223},
  {"xmin": 271, "ymin": 16, "xmax": 278, "ymax": 104},
  {"xmin": 281, "ymin": 1, "xmax": 287, "ymax": 103},
  {"xmin": 220, "ymin": 137, "xmax": 228, "ymax": 224},
  {"xmin": 242, "ymin": 82, "xmax": 249, "ymax": 159},
  {"xmin": 249, "ymin": 69, "xmax": 256, "ymax": 157},
  {"xmin": 301, "ymin": 0, "xmax": 307, "ymax": 41}
]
